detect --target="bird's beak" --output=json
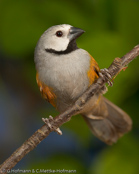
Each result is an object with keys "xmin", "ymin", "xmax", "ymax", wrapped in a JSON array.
[{"xmin": 69, "ymin": 27, "xmax": 85, "ymax": 40}]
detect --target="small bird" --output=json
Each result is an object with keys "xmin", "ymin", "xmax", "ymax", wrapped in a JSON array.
[{"xmin": 34, "ymin": 24, "xmax": 132, "ymax": 145}]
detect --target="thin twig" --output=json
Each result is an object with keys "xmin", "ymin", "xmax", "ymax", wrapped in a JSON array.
[{"xmin": 0, "ymin": 45, "xmax": 139, "ymax": 174}]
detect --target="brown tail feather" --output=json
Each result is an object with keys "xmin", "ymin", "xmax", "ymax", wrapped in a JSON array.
[{"xmin": 83, "ymin": 97, "xmax": 132, "ymax": 145}]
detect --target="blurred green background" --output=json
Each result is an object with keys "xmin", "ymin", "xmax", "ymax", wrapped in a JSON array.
[{"xmin": 0, "ymin": 0, "xmax": 139, "ymax": 173}]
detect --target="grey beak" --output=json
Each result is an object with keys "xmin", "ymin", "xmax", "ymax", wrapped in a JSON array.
[{"xmin": 69, "ymin": 27, "xmax": 85, "ymax": 40}]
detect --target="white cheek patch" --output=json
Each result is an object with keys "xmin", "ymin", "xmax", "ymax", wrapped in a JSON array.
[
  {"xmin": 45, "ymin": 35, "xmax": 69, "ymax": 51},
  {"xmin": 49, "ymin": 36, "xmax": 70, "ymax": 51}
]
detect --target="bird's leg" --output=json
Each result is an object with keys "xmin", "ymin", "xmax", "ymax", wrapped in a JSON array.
[{"xmin": 42, "ymin": 116, "xmax": 62, "ymax": 135}]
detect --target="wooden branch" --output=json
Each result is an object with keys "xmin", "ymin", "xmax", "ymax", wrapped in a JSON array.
[{"xmin": 0, "ymin": 45, "xmax": 139, "ymax": 174}]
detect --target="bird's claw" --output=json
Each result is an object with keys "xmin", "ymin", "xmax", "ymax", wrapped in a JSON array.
[
  {"xmin": 99, "ymin": 68, "xmax": 113, "ymax": 86},
  {"xmin": 42, "ymin": 116, "xmax": 62, "ymax": 135}
]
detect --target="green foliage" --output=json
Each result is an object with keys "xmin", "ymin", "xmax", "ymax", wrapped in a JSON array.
[{"xmin": 91, "ymin": 136, "xmax": 139, "ymax": 174}]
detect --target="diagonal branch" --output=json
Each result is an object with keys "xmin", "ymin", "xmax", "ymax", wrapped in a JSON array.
[{"xmin": 0, "ymin": 45, "xmax": 139, "ymax": 174}]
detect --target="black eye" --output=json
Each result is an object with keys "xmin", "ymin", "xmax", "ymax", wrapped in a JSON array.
[{"xmin": 56, "ymin": 31, "xmax": 63, "ymax": 37}]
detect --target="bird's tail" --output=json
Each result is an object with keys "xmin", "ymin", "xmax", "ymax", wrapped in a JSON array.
[{"xmin": 83, "ymin": 97, "xmax": 132, "ymax": 145}]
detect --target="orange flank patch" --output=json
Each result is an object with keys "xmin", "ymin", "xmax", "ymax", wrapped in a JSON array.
[
  {"xmin": 87, "ymin": 54, "xmax": 100, "ymax": 85},
  {"xmin": 36, "ymin": 73, "xmax": 56, "ymax": 107}
]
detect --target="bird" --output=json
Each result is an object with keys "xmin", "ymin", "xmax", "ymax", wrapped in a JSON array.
[{"xmin": 34, "ymin": 24, "xmax": 132, "ymax": 145}]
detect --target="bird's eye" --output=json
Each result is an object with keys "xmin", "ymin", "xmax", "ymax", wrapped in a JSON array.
[{"xmin": 56, "ymin": 31, "xmax": 63, "ymax": 37}]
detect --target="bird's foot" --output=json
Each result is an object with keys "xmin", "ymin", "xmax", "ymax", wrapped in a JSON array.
[
  {"xmin": 42, "ymin": 116, "xmax": 62, "ymax": 135},
  {"xmin": 99, "ymin": 68, "xmax": 113, "ymax": 86}
]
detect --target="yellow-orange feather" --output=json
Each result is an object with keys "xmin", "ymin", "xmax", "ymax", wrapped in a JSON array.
[
  {"xmin": 87, "ymin": 54, "xmax": 100, "ymax": 85},
  {"xmin": 36, "ymin": 73, "xmax": 56, "ymax": 107}
]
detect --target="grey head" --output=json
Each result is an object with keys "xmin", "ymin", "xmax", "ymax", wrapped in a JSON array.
[{"xmin": 35, "ymin": 24, "xmax": 85, "ymax": 57}]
